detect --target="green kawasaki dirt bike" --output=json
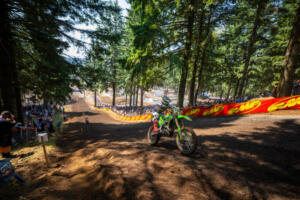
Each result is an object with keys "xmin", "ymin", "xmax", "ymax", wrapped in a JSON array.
[{"xmin": 147, "ymin": 106, "xmax": 198, "ymax": 155}]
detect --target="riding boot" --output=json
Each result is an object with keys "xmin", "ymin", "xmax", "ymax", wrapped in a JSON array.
[{"xmin": 153, "ymin": 119, "xmax": 160, "ymax": 132}]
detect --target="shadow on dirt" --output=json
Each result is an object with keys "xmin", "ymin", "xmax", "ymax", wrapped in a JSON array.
[
  {"xmin": 188, "ymin": 119, "xmax": 300, "ymax": 200},
  {"xmin": 100, "ymin": 119, "xmax": 299, "ymax": 199},
  {"xmin": 56, "ymin": 111, "xmax": 300, "ymax": 199},
  {"xmin": 187, "ymin": 115, "xmax": 242, "ymax": 129},
  {"xmin": 59, "ymin": 109, "xmax": 300, "ymax": 199},
  {"xmin": 65, "ymin": 111, "xmax": 99, "ymax": 119},
  {"xmin": 63, "ymin": 111, "xmax": 243, "ymax": 142},
  {"xmin": 3, "ymin": 107, "xmax": 299, "ymax": 200}
]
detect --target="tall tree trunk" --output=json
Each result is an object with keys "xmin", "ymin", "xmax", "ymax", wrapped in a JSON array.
[
  {"xmin": 0, "ymin": 89, "xmax": 3, "ymax": 111},
  {"xmin": 129, "ymin": 82, "xmax": 133, "ymax": 108},
  {"xmin": 0, "ymin": 0, "xmax": 19, "ymax": 118},
  {"xmin": 94, "ymin": 90, "xmax": 97, "ymax": 107},
  {"xmin": 219, "ymin": 86, "xmax": 224, "ymax": 100},
  {"xmin": 140, "ymin": 86, "xmax": 144, "ymax": 114},
  {"xmin": 188, "ymin": 6, "xmax": 205, "ymax": 106},
  {"xmin": 194, "ymin": 49, "xmax": 206, "ymax": 103},
  {"xmin": 135, "ymin": 85, "xmax": 139, "ymax": 106},
  {"xmin": 233, "ymin": 79, "xmax": 240, "ymax": 100},
  {"xmin": 211, "ymin": 86, "xmax": 215, "ymax": 96},
  {"xmin": 15, "ymin": 86, "xmax": 23, "ymax": 122},
  {"xmin": 278, "ymin": 2, "xmax": 300, "ymax": 97},
  {"xmin": 238, "ymin": 1, "xmax": 267, "ymax": 97},
  {"xmin": 242, "ymin": 76, "xmax": 249, "ymax": 101},
  {"xmin": 43, "ymin": 95, "xmax": 49, "ymax": 108},
  {"xmin": 177, "ymin": 0, "xmax": 195, "ymax": 108},
  {"xmin": 112, "ymin": 58, "xmax": 117, "ymax": 106},
  {"xmin": 194, "ymin": 13, "xmax": 212, "ymax": 104},
  {"xmin": 132, "ymin": 83, "xmax": 136, "ymax": 107},
  {"xmin": 200, "ymin": 88, "xmax": 204, "ymax": 96},
  {"xmin": 226, "ymin": 77, "xmax": 232, "ymax": 101},
  {"xmin": 112, "ymin": 83, "xmax": 116, "ymax": 106}
]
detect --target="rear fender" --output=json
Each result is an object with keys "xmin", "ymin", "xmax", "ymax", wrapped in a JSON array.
[{"xmin": 177, "ymin": 115, "xmax": 192, "ymax": 121}]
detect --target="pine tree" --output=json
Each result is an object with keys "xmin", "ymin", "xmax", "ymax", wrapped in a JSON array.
[{"xmin": 278, "ymin": 0, "xmax": 300, "ymax": 97}]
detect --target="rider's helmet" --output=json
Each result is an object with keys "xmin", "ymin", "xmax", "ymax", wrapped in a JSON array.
[{"xmin": 162, "ymin": 95, "xmax": 171, "ymax": 106}]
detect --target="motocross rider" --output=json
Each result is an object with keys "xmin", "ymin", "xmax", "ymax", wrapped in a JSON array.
[{"xmin": 153, "ymin": 95, "xmax": 172, "ymax": 133}]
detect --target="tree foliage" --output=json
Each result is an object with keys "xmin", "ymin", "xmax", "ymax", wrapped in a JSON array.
[
  {"xmin": 0, "ymin": 0, "xmax": 119, "ymax": 120},
  {"xmin": 1, "ymin": 0, "xmax": 300, "ymax": 120}
]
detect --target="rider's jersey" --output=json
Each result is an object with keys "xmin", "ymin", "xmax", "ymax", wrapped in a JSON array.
[{"xmin": 156, "ymin": 102, "xmax": 171, "ymax": 114}]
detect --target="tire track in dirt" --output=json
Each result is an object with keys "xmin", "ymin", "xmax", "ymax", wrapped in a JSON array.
[{"xmin": 61, "ymin": 96, "xmax": 300, "ymax": 200}]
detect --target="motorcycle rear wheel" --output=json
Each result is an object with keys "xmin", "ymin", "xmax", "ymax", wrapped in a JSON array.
[{"xmin": 176, "ymin": 127, "xmax": 197, "ymax": 155}]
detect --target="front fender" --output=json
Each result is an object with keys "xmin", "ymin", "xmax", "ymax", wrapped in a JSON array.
[{"xmin": 178, "ymin": 115, "xmax": 192, "ymax": 121}]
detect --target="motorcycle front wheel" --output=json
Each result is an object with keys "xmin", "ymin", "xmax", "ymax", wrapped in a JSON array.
[
  {"xmin": 176, "ymin": 127, "xmax": 197, "ymax": 155},
  {"xmin": 147, "ymin": 125, "xmax": 160, "ymax": 146}
]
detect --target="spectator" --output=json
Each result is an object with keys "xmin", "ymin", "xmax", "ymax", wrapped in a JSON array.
[
  {"xmin": 46, "ymin": 119, "xmax": 55, "ymax": 133},
  {"xmin": 25, "ymin": 110, "xmax": 29, "ymax": 119},
  {"xmin": 291, "ymin": 80, "xmax": 300, "ymax": 96},
  {"xmin": 0, "ymin": 111, "xmax": 18, "ymax": 158},
  {"xmin": 271, "ymin": 83, "xmax": 279, "ymax": 98},
  {"xmin": 36, "ymin": 118, "xmax": 45, "ymax": 132},
  {"xmin": 259, "ymin": 93, "xmax": 264, "ymax": 98}
]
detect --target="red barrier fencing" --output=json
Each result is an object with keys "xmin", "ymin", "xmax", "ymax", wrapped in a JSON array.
[
  {"xmin": 182, "ymin": 95, "xmax": 300, "ymax": 117},
  {"xmin": 95, "ymin": 95, "xmax": 300, "ymax": 121}
]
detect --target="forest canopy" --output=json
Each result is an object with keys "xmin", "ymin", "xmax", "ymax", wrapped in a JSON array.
[{"xmin": 1, "ymin": 0, "xmax": 300, "ymax": 120}]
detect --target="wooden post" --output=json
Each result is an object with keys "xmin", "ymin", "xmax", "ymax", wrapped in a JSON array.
[
  {"xmin": 25, "ymin": 129, "xmax": 28, "ymax": 143},
  {"xmin": 20, "ymin": 128, "xmax": 23, "ymax": 144},
  {"xmin": 41, "ymin": 136, "xmax": 50, "ymax": 167}
]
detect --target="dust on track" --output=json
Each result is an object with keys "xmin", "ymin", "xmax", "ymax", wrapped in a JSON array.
[{"xmin": 1, "ymin": 97, "xmax": 300, "ymax": 200}]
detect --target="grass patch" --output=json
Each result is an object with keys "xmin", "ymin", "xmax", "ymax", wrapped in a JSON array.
[
  {"xmin": 53, "ymin": 113, "xmax": 64, "ymax": 128},
  {"xmin": 11, "ymin": 134, "xmax": 57, "ymax": 153},
  {"xmin": 9, "ymin": 135, "xmax": 57, "ymax": 165}
]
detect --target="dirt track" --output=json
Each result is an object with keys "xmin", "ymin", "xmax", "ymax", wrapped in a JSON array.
[{"xmin": 1, "ymin": 97, "xmax": 300, "ymax": 200}]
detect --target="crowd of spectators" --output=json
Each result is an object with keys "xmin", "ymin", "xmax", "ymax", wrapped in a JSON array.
[
  {"xmin": 98, "ymin": 104, "xmax": 156, "ymax": 116},
  {"xmin": 97, "ymin": 98, "xmax": 248, "ymax": 117},
  {"xmin": 0, "ymin": 102, "xmax": 63, "ymax": 158},
  {"xmin": 23, "ymin": 103, "xmax": 59, "ymax": 135}
]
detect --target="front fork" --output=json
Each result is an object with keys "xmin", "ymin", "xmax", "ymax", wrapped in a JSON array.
[{"xmin": 175, "ymin": 118, "xmax": 183, "ymax": 141}]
